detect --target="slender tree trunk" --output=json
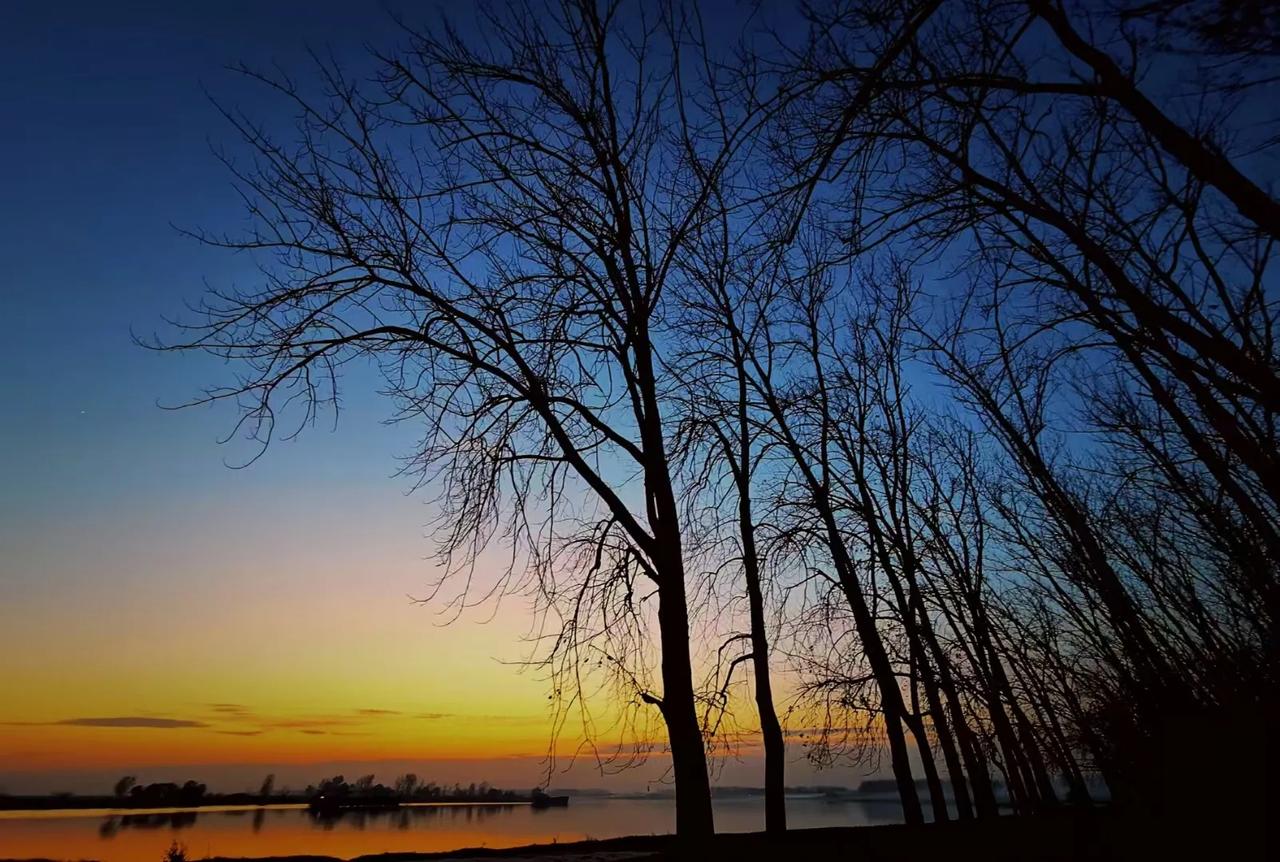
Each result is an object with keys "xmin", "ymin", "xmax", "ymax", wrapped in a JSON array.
[
  {"xmin": 896, "ymin": 604, "xmax": 949, "ymax": 821},
  {"xmin": 934, "ymin": 601, "xmax": 1001, "ymax": 818},
  {"xmin": 1011, "ymin": 702, "xmax": 1059, "ymax": 808},
  {"xmin": 906, "ymin": 711, "xmax": 950, "ymax": 820},
  {"xmin": 916, "ymin": 656, "xmax": 967, "ymax": 819},
  {"xmin": 748, "ymin": 337, "xmax": 922, "ymax": 824},
  {"xmin": 742, "ymin": 523, "xmax": 787, "ymax": 833},
  {"xmin": 973, "ymin": 627, "xmax": 1034, "ymax": 813},
  {"xmin": 655, "ymin": 553, "xmax": 716, "ymax": 838},
  {"xmin": 1007, "ymin": 650, "xmax": 1088, "ymax": 805},
  {"xmin": 987, "ymin": 659, "xmax": 1041, "ymax": 812},
  {"xmin": 731, "ymin": 348, "xmax": 787, "ymax": 833},
  {"xmin": 738, "ymin": 487, "xmax": 786, "ymax": 832},
  {"xmin": 827, "ymin": 535, "xmax": 924, "ymax": 824},
  {"xmin": 869, "ymin": 547, "xmax": 948, "ymax": 822},
  {"xmin": 898, "ymin": 558, "xmax": 974, "ymax": 820},
  {"xmin": 918, "ymin": 632, "xmax": 977, "ymax": 820},
  {"xmin": 956, "ymin": 716, "xmax": 1001, "ymax": 818}
]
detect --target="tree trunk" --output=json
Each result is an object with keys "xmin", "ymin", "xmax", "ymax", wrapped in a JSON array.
[
  {"xmin": 881, "ymin": 699, "xmax": 926, "ymax": 825},
  {"xmin": 906, "ymin": 712, "xmax": 950, "ymax": 820},
  {"xmin": 917, "ymin": 627, "xmax": 977, "ymax": 820},
  {"xmin": 740, "ymin": 496, "xmax": 787, "ymax": 833},
  {"xmin": 918, "ymin": 662, "xmax": 968, "ymax": 819},
  {"xmin": 956, "ymin": 719, "xmax": 1001, "ymax": 818},
  {"xmin": 899, "ymin": 555, "xmax": 974, "ymax": 820},
  {"xmin": 749, "ymin": 355, "xmax": 921, "ymax": 824},
  {"xmin": 635, "ymin": 324, "xmax": 714, "ymax": 839},
  {"xmin": 732, "ymin": 351, "xmax": 786, "ymax": 833},
  {"xmin": 1011, "ymin": 702, "xmax": 1059, "ymax": 808},
  {"xmin": 828, "ymin": 537, "xmax": 924, "ymax": 824},
  {"xmin": 656, "ymin": 564, "xmax": 716, "ymax": 838}
]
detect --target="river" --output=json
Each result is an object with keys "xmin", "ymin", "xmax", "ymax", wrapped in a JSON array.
[{"xmin": 0, "ymin": 795, "xmax": 914, "ymax": 860}]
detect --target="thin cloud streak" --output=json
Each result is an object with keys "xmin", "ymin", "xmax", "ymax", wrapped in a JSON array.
[{"xmin": 7, "ymin": 717, "xmax": 213, "ymax": 729}]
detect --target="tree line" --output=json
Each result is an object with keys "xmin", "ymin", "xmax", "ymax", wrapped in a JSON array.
[
  {"xmin": 160, "ymin": 0, "xmax": 1279, "ymax": 838},
  {"xmin": 305, "ymin": 774, "xmax": 523, "ymax": 803},
  {"xmin": 90, "ymin": 774, "xmax": 522, "ymax": 806}
]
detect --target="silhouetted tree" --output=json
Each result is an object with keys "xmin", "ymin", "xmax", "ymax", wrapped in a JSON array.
[
  {"xmin": 393, "ymin": 774, "xmax": 419, "ymax": 797},
  {"xmin": 156, "ymin": 0, "xmax": 791, "ymax": 837}
]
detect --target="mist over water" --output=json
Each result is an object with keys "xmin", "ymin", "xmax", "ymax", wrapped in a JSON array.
[{"xmin": 0, "ymin": 796, "xmax": 914, "ymax": 861}]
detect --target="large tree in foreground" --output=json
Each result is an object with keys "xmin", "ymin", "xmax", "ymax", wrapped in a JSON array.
[{"xmin": 161, "ymin": 0, "xmax": 764, "ymax": 837}]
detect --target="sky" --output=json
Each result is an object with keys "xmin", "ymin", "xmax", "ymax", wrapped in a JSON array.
[
  {"xmin": 0, "ymin": 0, "xmax": 888, "ymax": 797},
  {"xmin": 0, "ymin": 0, "xmax": 576, "ymax": 795}
]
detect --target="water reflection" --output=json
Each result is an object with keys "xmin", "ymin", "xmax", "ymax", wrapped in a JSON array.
[
  {"xmin": 4, "ymin": 797, "xmax": 912, "ymax": 862},
  {"xmin": 306, "ymin": 803, "xmax": 515, "ymax": 831},
  {"xmin": 94, "ymin": 802, "xmax": 533, "ymax": 839},
  {"xmin": 99, "ymin": 810, "xmax": 200, "ymax": 835}
]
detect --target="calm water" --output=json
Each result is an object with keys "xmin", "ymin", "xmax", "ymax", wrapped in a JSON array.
[{"xmin": 0, "ymin": 796, "xmax": 911, "ymax": 861}]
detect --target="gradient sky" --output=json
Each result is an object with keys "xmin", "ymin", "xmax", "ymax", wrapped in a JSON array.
[
  {"xmin": 0, "ymin": 0, "xmax": 877, "ymax": 796},
  {"xmin": 0, "ymin": 0, "xmax": 569, "ymax": 794}
]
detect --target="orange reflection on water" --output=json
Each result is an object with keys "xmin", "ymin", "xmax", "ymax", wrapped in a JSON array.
[
  {"xmin": 0, "ymin": 796, "xmax": 909, "ymax": 860},
  {"xmin": 0, "ymin": 803, "xmax": 591, "ymax": 862}
]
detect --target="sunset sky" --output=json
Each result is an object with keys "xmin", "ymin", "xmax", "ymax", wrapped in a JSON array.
[
  {"xmin": 0, "ymin": 0, "xmax": 877, "ymax": 797},
  {"xmin": 0, "ymin": 0, "xmax": 572, "ymax": 795}
]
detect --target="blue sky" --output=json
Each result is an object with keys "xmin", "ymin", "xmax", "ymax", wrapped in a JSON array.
[{"xmin": 1, "ymin": 2, "xmax": 427, "ymax": 542}]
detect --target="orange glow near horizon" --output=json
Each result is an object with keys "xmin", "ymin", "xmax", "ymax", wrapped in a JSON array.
[{"xmin": 0, "ymin": 483, "xmax": 579, "ymax": 783}]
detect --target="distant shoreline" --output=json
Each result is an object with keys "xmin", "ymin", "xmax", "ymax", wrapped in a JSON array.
[
  {"xmin": 0, "ymin": 788, "xmax": 950, "ymax": 814},
  {"xmin": 0, "ymin": 796, "xmax": 535, "ymax": 813}
]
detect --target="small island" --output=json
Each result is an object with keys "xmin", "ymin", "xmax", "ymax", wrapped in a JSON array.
[{"xmin": 0, "ymin": 773, "xmax": 544, "ymax": 813}]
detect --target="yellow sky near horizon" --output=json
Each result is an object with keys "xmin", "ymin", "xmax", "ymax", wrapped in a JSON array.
[{"xmin": 0, "ymin": 476, "xmax": 578, "ymax": 777}]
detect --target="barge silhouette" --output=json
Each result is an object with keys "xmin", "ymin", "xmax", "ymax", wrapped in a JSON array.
[{"xmin": 530, "ymin": 790, "xmax": 569, "ymax": 808}]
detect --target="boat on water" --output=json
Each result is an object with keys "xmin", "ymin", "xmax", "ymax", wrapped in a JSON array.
[{"xmin": 530, "ymin": 789, "xmax": 569, "ymax": 808}]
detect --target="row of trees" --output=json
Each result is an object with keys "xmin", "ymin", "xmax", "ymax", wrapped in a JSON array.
[
  {"xmin": 305, "ymin": 774, "xmax": 521, "ymax": 802},
  {"xmin": 109, "ymin": 773, "xmax": 520, "ymax": 804},
  {"xmin": 164, "ymin": 0, "xmax": 1278, "ymax": 838},
  {"xmin": 112, "ymin": 778, "xmax": 208, "ymax": 806}
]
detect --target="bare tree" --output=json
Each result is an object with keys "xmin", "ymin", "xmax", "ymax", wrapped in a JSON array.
[{"xmin": 157, "ymin": 0, "xmax": 777, "ymax": 836}]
